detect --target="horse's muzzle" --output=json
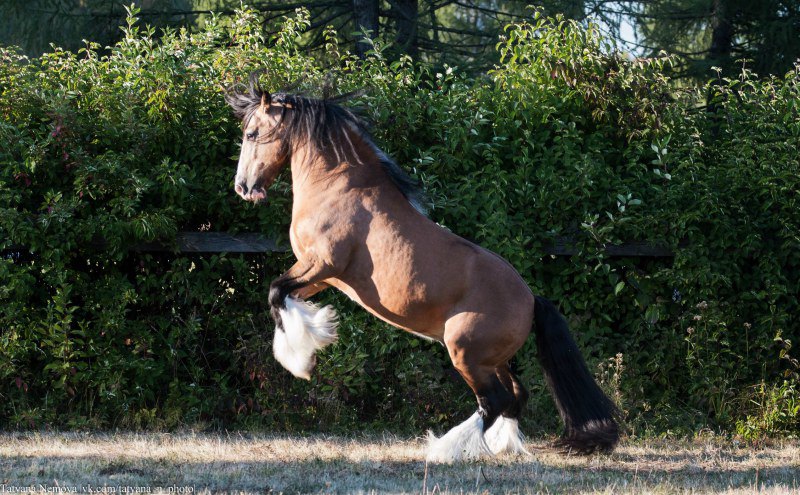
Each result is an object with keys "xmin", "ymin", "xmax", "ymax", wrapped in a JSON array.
[
  {"xmin": 235, "ymin": 182, "xmax": 267, "ymax": 203},
  {"xmin": 246, "ymin": 188, "xmax": 267, "ymax": 203}
]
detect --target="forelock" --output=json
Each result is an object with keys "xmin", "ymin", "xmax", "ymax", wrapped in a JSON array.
[{"xmin": 225, "ymin": 72, "xmax": 266, "ymax": 121}]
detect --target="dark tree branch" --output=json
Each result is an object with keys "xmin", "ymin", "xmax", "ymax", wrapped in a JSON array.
[
  {"xmin": 453, "ymin": 0, "xmax": 527, "ymax": 19},
  {"xmin": 416, "ymin": 22, "xmax": 496, "ymax": 38}
]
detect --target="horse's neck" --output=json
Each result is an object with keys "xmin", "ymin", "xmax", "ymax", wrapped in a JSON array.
[{"xmin": 289, "ymin": 146, "xmax": 386, "ymax": 204}]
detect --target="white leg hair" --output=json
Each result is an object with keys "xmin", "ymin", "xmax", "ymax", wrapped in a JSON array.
[
  {"xmin": 484, "ymin": 416, "xmax": 530, "ymax": 456},
  {"xmin": 426, "ymin": 411, "xmax": 492, "ymax": 464},
  {"xmin": 273, "ymin": 297, "xmax": 338, "ymax": 380}
]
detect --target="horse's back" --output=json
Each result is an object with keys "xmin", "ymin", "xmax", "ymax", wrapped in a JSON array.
[{"xmin": 323, "ymin": 191, "xmax": 534, "ymax": 341}]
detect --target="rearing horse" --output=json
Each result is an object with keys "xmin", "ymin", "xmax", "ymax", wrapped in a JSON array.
[{"xmin": 226, "ymin": 74, "xmax": 619, "ymax": 463}]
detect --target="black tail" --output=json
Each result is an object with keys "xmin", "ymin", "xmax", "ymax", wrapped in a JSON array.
[{"xmin": 533, "ymin": 296, "xmax": 620, "ymax": 454}]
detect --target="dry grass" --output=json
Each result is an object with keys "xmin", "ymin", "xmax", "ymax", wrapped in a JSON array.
[{"xmin": 0, "ymin": 431, "xmax": 798, "ymax": 494}]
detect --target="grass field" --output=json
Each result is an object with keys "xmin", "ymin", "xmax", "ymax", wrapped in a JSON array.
[{"xmin": 0, "ymin": 432, "xmax": 798, "ymax": 494}]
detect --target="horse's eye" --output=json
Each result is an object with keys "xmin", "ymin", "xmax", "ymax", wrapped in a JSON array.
[{"xmin": 246, "ymin": 129, "xmax": 258, "ymax": 141}]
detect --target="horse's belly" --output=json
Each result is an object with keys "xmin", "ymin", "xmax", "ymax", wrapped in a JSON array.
[{"xmin": 325, "ymin": 276, "xmax": 447, "ymax": 339}]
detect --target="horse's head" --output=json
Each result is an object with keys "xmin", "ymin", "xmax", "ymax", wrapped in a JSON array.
[{"xmin": 226, "ymin": 76, "xmax": 291, "ymax": 203}]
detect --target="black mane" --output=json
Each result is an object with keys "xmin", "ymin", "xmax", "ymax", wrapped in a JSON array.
[{"xmin": 225, "ymin": 73, "xmax": 427, "ymax": 213}]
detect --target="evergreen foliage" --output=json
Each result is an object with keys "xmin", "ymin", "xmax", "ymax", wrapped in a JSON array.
[{"xmin": 1, "ymin": 7, "xmax": 798, "ymax": 438}]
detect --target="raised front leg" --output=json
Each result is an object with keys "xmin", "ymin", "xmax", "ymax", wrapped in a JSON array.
[
  {"xmin": 293, "ymin": 281, "xmax": 330, "ymax": 300},
  {"xmin": 268, "ymin": 261, "xmax": 340, "ymax": 380},
  {"xmin": 269, "ymin": 262, "xmax": 335, "ymax": 320}
]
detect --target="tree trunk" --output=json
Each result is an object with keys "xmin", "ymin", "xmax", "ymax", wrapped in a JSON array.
[
  {"xmin": 390, "ymin": 0, "xmax": 419, "ymax": 57},
  {"xmin": 352, "ymin": 0, "xmax": 379, "ymax": 59},
  {"xmin": 706, "ymin": 0, "xmax": 735, "ymax": 128},
  {"xmin": 709, "ymin": 0, "xmax": 734, "ymax": 66}
]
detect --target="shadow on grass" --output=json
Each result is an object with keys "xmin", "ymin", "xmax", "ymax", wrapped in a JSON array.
[{"xmin": 4, "ymin": 452, "xmax": 798, "ymax": 494}]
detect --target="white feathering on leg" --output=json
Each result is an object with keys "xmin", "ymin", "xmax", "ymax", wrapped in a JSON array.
[
  {"xmin": 273, "ymin": 297, "xmax": 338, "ymax": 380},
  {"xmin": 484, "ymin": 416, "xmax": 530, "ymax": 456},
  {"xmin": 426, "ymin": 412, "xmax": 492, "ymax": 463}
]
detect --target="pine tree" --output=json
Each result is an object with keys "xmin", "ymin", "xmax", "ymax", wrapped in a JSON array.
[{"xmin": 593, "ymin": 0, "xmax": 800, "ymax": 79}]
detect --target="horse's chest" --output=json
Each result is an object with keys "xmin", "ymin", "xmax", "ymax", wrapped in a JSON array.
[{"xmin": 288, "ymin": 223, "xmax": 318, "ymax": 260}]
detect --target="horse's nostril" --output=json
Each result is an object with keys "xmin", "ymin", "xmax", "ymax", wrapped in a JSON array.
[{"xmin": 235, "ymin": 182, "xmax": 248, "ymax": 195}]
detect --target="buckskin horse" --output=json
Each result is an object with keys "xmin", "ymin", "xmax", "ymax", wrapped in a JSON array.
[{"xmin": 225, "ymin": 74, "xmax": 619, "ymax": 463}]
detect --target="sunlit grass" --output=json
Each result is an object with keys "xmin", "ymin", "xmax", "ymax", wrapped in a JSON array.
[{"xmin": 1, "ymin": 432, "xmax": 798, "ymax": 493}]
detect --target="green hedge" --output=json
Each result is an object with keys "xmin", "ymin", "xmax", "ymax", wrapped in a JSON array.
[{"xmin": 1, "ymin": 6, "xmax": 798, "ymax": 438}]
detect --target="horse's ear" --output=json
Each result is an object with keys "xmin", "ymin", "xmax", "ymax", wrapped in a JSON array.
[{"xmin": 260, "ymin": 92, "xmax": 270, "ymax": 112}]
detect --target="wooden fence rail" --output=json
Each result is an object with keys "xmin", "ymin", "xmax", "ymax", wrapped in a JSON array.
[
  {"xmin": 135, "ymin": 232, "xmax": 285, "ymax": 253},
  {"xmin": 4, "ymin": 232, "xmax": 676, "ymax": 258},
  {"xmin": 136, "ymin": 232, "xmax": 676, "ymax": 257}
]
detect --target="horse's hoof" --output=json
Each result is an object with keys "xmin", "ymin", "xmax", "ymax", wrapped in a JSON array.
[
  {"xmin": 425, "ymin": 412, "xmax": 492, "ymax": 463},
  {"xmin": 485, "ymin": 416, "xmax": 531, "ymax": 456}
]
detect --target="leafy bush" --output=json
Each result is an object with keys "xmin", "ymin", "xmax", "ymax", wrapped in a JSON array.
[{"xmin": 1, "ymin": 6, "xmax": 798, "ymax": 438}]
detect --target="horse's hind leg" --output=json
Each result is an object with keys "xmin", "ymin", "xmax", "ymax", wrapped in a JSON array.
[
  {"xmin": 426, "ymin": 363, "xmax": 511, "ymax": 463},
  {"xmin": 485, "ymin": 365, "xmax": 531, "ymax": 456},
  {"xmin": 426, "ymin": 316, "xmax": 522, "ymax": 463}
]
